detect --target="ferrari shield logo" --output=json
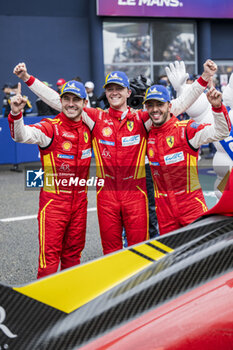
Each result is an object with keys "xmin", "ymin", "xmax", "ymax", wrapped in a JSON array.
[
  {"xmin": 127, "ymin": 121, "xmax": 134, "ymax": 132},
  {"xmin": 166, "ymin": 136, "xmax": 174, "ymax": 148},
  {"xmin": 84, "ymin": 132, "xmax": 89, "ymax": 143}
]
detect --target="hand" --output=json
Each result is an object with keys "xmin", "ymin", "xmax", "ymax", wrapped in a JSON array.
[
  {"xmin": 13, "ymin": 62, "xmax": 30, "ymax": 82},
  {"xmin": 10, "ymin": 83, "xmax": 28, "ymax": 114},
  {"xmin": 165, "ymin": 61, "xmax": 189, "ymax": 93},
  {"xmin": 206, "ymin": 86, "xmax": 222, "ymax": 108},
  {"xmin": 201, "ymin": 59, "xmax": 217, "ymax": 82}
]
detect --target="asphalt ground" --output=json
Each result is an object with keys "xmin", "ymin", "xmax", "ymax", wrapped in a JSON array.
[{"xmin": 0, "ymin": 152, "xmax": 217, "ymax": 286}]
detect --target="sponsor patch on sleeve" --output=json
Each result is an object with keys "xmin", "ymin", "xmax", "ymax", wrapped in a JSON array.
[{"xmin": 190, "ymin": 122, "xmax": 200, "ymax": 129}]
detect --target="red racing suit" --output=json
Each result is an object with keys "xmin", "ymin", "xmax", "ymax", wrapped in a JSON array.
[
  {"xmin": 23, "ymin": 75, "xmax": 210, "ymax": 254},
  {"xmin": 8, "ymin": 111, "xmax": 92, "ymax": 278},
  {"xmin": 147, "ymin": 105, "xmax": 231, "ymax": 235},
  {"xmin": 82, "ymin": 107, "xmax": 150, "ymax": 254}
]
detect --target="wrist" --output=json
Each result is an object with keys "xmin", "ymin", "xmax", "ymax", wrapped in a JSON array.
[
  {"xmin": 25, "ymin": 75, "xmax": 36, "ymax": 86},
  {"xmin": 22, "ymin": 73, "xmax": 31, "ymax": 82},
  {"xmin": 9, "ymin": 111, "xmax": 23, "ymax": 120},
  {"xmin": 212, "ymin": 104, "xmax": 223, "ymax": 112},
  {"xmin": 200, "ymin": 72, "xmax": 211, "ymax": 82},
  {"xmin": 197, "ymin": 76, "xmax": 208, "ymax": 87},
  {"xmin": 11, "ymin": 109, "xmax": 21, "ymax": 116}
]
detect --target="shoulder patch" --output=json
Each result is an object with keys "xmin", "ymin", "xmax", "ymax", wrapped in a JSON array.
[{"xmin": 189, "ymin": 122, "xmax": 200, "ymax": 129}]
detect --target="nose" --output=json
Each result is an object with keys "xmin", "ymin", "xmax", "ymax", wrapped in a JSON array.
[
  {"xmin": 68, "ymin": 99, "xmax": 74, "ymax": 106},
  {"xmin": 151, "ymin": 105, "xmax": 159, "ymax": 112},
  {"xmin": 111, "ymin": 89, "xmax": 117, "ymax": 95}
]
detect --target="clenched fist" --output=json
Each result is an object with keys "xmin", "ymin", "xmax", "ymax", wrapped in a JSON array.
[
  {"xmin": 202, "ymin": 59, "xmax": 217, "ymax": 82},
  {"xmin": 13, "ymin": 62, "xmax": 30, "ymax": 82}
]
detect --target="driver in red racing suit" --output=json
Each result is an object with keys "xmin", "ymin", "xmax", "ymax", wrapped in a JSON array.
[
  {"xmin": 8, "ymin": 81, "xmax": 92, "ymax": 278},
  {"xmin": 13, "ymin": 61, "xmax": 217, "ymax": 253},
  {"xmin": 145, "ymin": 84, "xmax": 231, "ymax": 235}
]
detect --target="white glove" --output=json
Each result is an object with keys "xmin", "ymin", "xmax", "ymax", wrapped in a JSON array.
[
  {"xmin": 223, "ymin": 72, "xmax": 233, "ymax": 109},
  {"xmin": 165, "ymin": 61, "xmax": 189, "ymax": 94}
]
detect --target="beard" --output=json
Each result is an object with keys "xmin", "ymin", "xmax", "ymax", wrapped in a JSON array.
[{"xmin": 151, "ymin": 106, "xmax": 170, "ymax": 127}]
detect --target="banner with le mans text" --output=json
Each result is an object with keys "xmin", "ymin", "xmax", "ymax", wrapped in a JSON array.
[{"xmin": 96, "ymin": 0, "xmax": 233, "ymax": 19}]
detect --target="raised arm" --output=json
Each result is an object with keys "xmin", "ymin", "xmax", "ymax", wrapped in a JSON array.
[
  {"xmin": 187, "ymin": 88, "xmax": 231, "ymax": 150},
  {"xmin": 13, "ymin": 62, "xmax": 62, "ymax": 112},
  {"xmin": 167, "ymin": 59, "xmax": 217, "ymax": 119},
  {"xmin": 8, "ymin": 82, "xmax": 53, "ymax": 147}
]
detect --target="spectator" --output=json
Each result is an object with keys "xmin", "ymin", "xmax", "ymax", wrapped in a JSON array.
[
  {"xmin": 72, "ymin": 76, "xmax": 82, "ymax": 82},
  {"xmin": 158, "ymin": 74, "xmax": 175, "ymax": 100},
  {"xmin": 56, "ymin": 78, "xmax": 66, "ymax": 93},
  {"xmin": 85, "ymin": 81, "xmax": 100, "ymax": 108},
  {"xmin": 2, "ymin": 83, "xmax": 33, "ymax": 117},
  {"xmin": 11, "ymin": 84, "xmax": 33, "ymax": 115},
  {"xmin": 2, "ymin": 83, "xmax": 12, "ymax": 117}
]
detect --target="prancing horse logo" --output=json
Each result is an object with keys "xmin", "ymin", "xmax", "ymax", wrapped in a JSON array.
[
  {"xmin": 166, "ymin": 136, "xmax": 174, "ymax": 148},
  {"xmin": 0, "ymin": 306, "xmax": 17, "ymax": 338},
  {"xmin": 127, "ymin": 121, "xmax": 134, "ymax": 132}
]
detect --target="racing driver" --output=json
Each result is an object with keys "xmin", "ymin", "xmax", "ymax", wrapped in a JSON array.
[
  {"xmin": 13, "ymin": 60, "xmax": 217, "ymax": 253},
  {"xmin": 144, "ymin": 83, "xmax": 231, "ymax": 234},
  {"xmin": 8, "ymin": 81, "xmax": 92, "ymax": 278}
]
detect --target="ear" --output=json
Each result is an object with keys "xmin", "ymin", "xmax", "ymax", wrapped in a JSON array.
[
  {"xmin": 127, "ymin": 89, "xmax": 132, "ymax": 98},
  {"xmin": 168, "ymin": 102, "xmax": 172, "ymax": 113},
  {"xmin": 84, "ymin": 99, "xmax": 88, "ymax": 107}
]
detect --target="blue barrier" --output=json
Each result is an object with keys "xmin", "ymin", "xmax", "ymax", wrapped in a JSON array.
[
  {"xmin": 0, "ymin": 117, "xmax": 17, "ymax": 164},
  {"xmin": 0, "ymin": 116, "xmax": 44, "ymax": 165}
]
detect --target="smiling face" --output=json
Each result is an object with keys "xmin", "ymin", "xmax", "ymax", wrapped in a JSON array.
[
  {"xmin": 61, "ymin": 93, "xmax": 86, "ymax": 121},
  {"xmin": 145, "ymin": 100, "xmax": 171, "ymax": 127},
  {"xmin": 105, "ymin": 83, "xmax": 131, "ymax": 111}
]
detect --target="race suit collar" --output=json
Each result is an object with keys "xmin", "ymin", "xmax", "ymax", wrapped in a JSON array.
[
  {"xmin": 58, "ymin": 112, "xmax": 82, "ymax": 129},
  {"xmin": 150, "ymin": 114, "xmax": 175, "ymax": 133},
  {"xmin": 108, "ymin": 106, "xmax": 130, "ymax": 120}
]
